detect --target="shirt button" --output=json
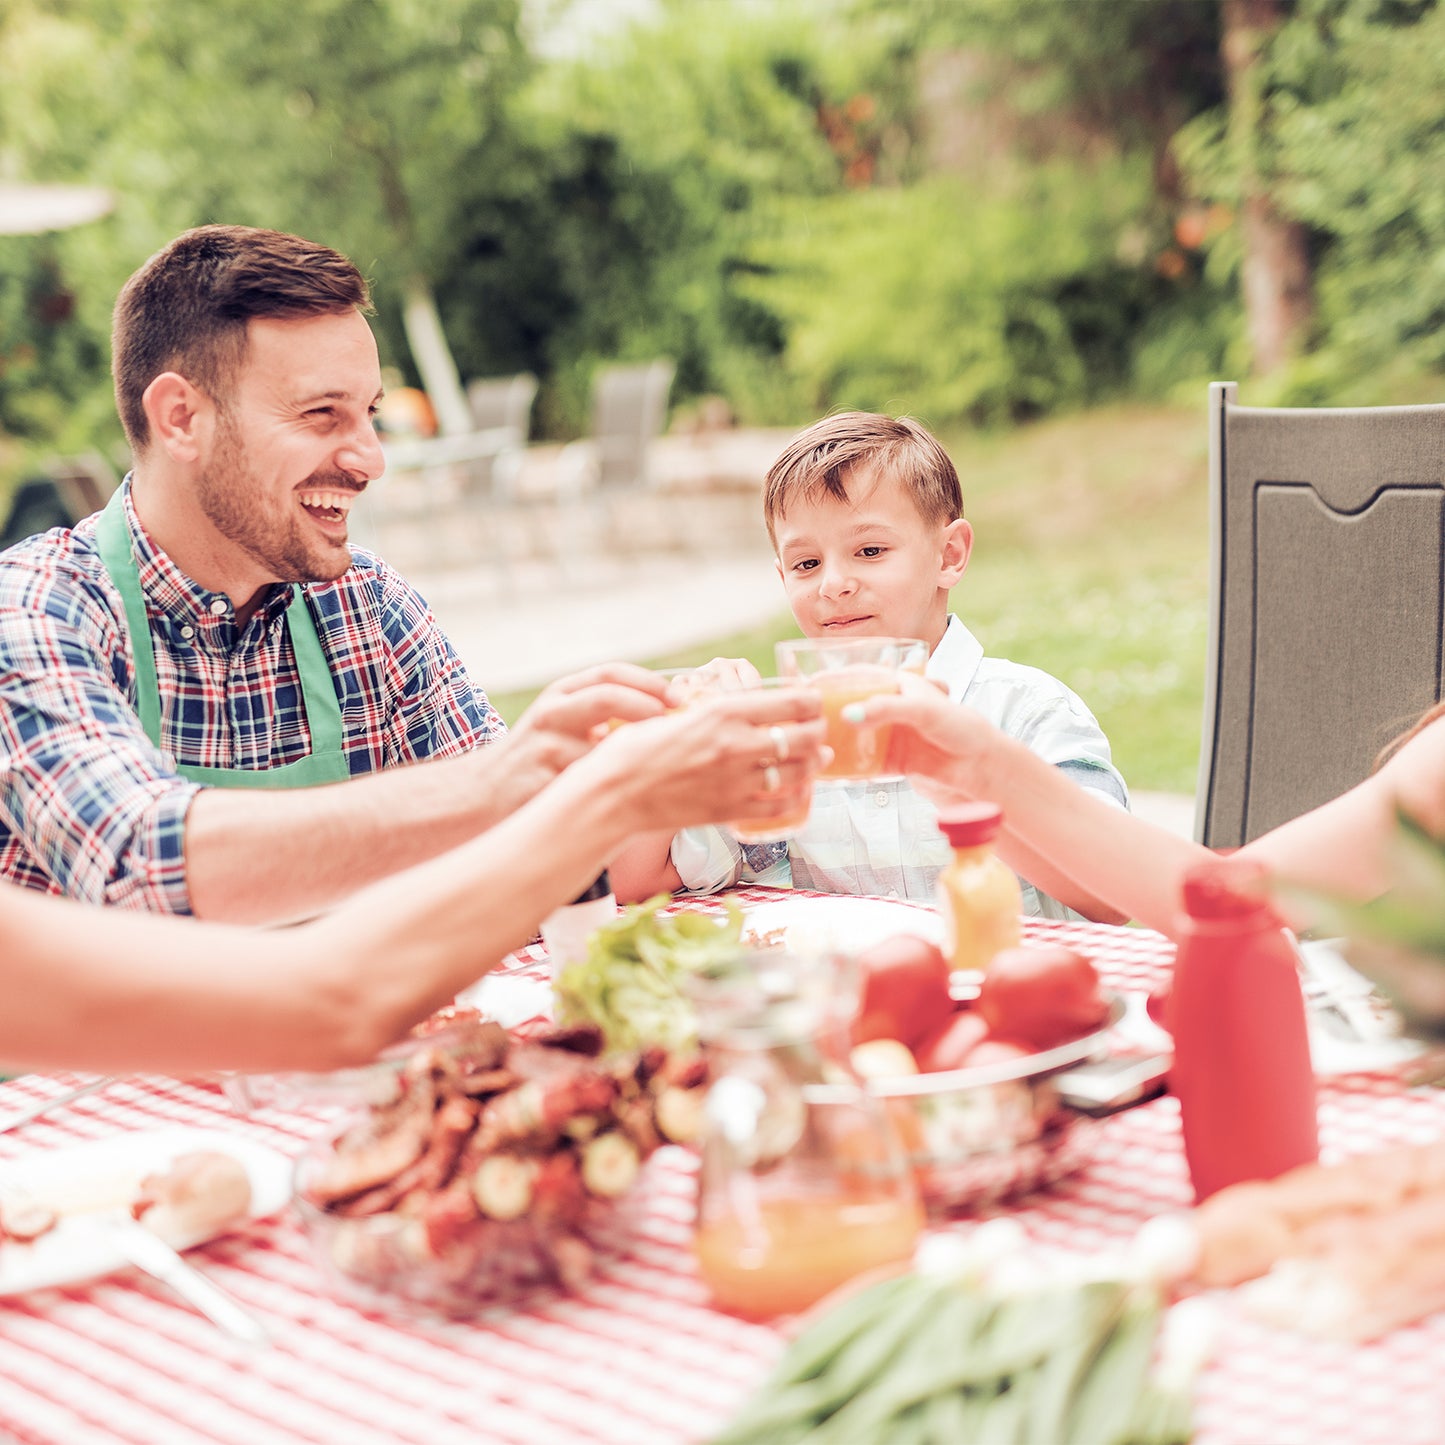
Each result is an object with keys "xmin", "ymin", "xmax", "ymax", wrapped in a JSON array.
[
  {"xmin": 179, "ymin": 625, "xmax": 195, "ymax": 639},
  {"xmin": 209, "ymin": 599, "xmax": 228, "ymax": 616},
  {"xmin": 874, "ymin": 791, "xmax": 890, "ymax": 807}
]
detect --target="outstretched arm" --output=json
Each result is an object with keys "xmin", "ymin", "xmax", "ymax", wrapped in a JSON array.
[
  {"xmin": 0, "ymin": 688, "xmax": 825, "ymax": 1077},
  {"xmin": 862, "ymin": 688, "xmax": 1445, "ymax": 935},
  {"xmin": 863, "ymin": 684, "xmax": 1208, "ymax": 934}
]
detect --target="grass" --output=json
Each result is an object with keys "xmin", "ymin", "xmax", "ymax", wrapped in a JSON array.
[{"xmin": 490, "ymin": 401, "xmax": 1212, "ymax": 794}]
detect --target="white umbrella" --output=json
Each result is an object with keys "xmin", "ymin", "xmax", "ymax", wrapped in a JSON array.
[{"xmin": 0, "ymin": 182, "xmax": 114, "ymax": 236}]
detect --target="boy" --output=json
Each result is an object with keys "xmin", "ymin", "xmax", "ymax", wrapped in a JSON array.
[{"xmin": 611, "ymin": 411, "xmax": 1129, "ymax": 921}]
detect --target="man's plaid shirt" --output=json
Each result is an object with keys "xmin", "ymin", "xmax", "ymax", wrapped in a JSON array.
[{"xmin": 0, "ymin": 485, "xmax": 502, "ymax": 911}]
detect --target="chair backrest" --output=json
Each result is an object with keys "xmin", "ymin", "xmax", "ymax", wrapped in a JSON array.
[
  {"xmin": 589, "ymin": 360, "xmax": 674, "ymax": 490},
  {"xmin": 47, "ymin": 452, "xmax": 119, "ymax": 520},
  {"xmin": 1196, "ymin": 381, "xmax": 1445, "ymax": 848},
  {"xmin": 465, "ymin": 372, "xmax": 538, "ymax": 439}
]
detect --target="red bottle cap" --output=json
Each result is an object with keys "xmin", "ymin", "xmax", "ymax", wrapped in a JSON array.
[
  {"xmin": 1180, "ymin": 856, "xmax": 1274, "ymax": 921},
  {"xmin": 938, "ymin": 803, "xmax": 1003, "ymax": 847}
]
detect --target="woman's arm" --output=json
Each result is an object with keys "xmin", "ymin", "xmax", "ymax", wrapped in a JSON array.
[
  {"xmin": 0, "ymin": 689, "xmax": 824, "ymax": 1076},
  {"xmin": 863, "ymin": 685, "xmax": 1210, "ymax": 934},
  {"xmin": 864, "ymin": 692, "xmax": 1445, "ymax": 937}
]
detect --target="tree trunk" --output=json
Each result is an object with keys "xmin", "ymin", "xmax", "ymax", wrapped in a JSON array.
[
  {"xmin": 1221, "ymin": 0, "xmax": 1313, "ymax": 375},
  {"xmin": 400, "ymin": 277, "xmax": 473, "ymax": 437}
]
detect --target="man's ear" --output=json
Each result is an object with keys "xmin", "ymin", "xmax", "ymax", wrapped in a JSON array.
[
  {"xmin": 939, "ymin": 518, "xmax": 973, "ymax": 587},
  {"xmin": 141, "ymin": 372, "xmax": 212, "ymax": 463}
]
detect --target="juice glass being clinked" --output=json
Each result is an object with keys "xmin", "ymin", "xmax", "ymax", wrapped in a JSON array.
[{"xmin": 775, "ymin": 637, "xmax": 926, "ymax": 780}]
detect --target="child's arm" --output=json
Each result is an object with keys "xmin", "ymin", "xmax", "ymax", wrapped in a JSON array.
[{"xmin": 609, "ymin": 831, "xmax": 685, "ymax": 901}]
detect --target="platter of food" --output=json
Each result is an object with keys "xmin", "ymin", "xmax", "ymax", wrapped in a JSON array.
[
  {"xmin": 741, "ymin": 895, "xmax": 943, "ymax": 957},
  {"xmin": 0, "ymin": 1126, "xmax": 292, "ymax": 1295}
]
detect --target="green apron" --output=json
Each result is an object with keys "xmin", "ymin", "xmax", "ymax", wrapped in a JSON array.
[{"xmin": 93, "ymin": 490, "xmax": 350, "ymax": 788}]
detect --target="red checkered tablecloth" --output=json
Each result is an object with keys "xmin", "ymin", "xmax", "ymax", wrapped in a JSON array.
[{"xmin": 1, "ymin": 889, "xmax": 1443, "ymax": 1445}]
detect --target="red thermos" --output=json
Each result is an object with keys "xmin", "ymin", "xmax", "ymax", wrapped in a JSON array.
[{"xmin": 1167, "ymin": 858, "xmax": 1319, "ymax": 1202}]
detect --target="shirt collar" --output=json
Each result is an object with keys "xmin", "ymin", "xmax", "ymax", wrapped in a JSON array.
[
  {"xmin": 119, "ymin": 477, "xmax": 294, "ymax": 629},
  {"xmin": 925, "ymin": 614, "xmax": 984, "ymax": 701}
]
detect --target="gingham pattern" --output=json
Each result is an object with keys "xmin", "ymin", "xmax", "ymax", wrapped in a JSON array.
[
  {"xmin": 2, "ymin": 892, "xmax": 1443, "ymax": 1445},
  {"xmin": 0, "ymin": 485, "xmax": 501, "ymax": 910}
]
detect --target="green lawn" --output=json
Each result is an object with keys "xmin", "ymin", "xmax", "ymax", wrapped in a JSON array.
[{"xmin": 491, "ymin": 402, "xmax": 1212, "ymax": 794}]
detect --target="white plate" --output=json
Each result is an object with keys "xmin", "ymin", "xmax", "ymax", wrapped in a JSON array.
[
  {"xmin": 742, "ymin": 895, "xmax": 943, "ymax": 957},
  {"xmin": 0, "ymin": 1126, "xmax": 293, "ymax": 1295}
]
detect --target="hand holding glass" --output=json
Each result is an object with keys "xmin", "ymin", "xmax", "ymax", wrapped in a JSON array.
[{"xmin": 775, "ymin": 637, "xmax": 927, "ymax": 780}]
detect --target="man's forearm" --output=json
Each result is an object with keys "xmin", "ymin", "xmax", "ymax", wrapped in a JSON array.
[{"xmin": 185, "ymin": 737, "xmax": 543, "ymax": 923}]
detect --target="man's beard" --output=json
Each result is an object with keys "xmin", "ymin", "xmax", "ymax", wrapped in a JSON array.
[{"xmin": 196, "ymin": 410, "xmax": 354, "ymax": 585}]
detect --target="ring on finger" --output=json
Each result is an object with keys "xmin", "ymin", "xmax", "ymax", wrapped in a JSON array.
[
  {"xmin": 768, "ymin": 725, "xmax": 790, "ymax": 764},
  {"xmin": 761, "ymin": 763, "xmax": 782, "ymax": 795}
]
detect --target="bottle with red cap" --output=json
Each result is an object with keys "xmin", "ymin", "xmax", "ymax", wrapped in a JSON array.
[
  {"xmin": 935, "ymin": 804, "xmax": 1022, "ymax": 974},
  {"xmin": 1168, "ymin": 857, "xmax": 1319, "ymax": 1202}
]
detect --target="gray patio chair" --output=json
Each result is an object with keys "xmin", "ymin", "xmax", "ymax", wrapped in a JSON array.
[
  {"xmin": 556, "ymin": 359, "xmax": 677, "ymax": 555},
  {"xmin": 354, "ymin": 373, "xmax": 537, "ymax": 569},
  {"xmin": 1195, "ymin": 381, "xmax": 1445, "ymax": 848}
]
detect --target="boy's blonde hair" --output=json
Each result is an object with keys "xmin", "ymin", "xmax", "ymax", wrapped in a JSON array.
[{"xmin": 762, "ymin": 412, "xmax": 962, "ymax": 544}]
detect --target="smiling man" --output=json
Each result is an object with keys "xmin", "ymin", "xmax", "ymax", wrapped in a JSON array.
[{"xmin": 0, "ymin": 225, "xmax": 682, "ymax": 923}]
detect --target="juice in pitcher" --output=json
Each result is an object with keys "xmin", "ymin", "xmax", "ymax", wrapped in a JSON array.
[
  {"xmin": 689, "ymin": 950, "xmax": 922, "ymax": 1320},
  {"xmin": 695, "ymin": 1192, "xmax": 921, "ymax": 1320}
]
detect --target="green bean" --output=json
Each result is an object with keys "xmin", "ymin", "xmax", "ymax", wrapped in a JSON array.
[
  {"xmin": 767, "ymin": 1272, "xmax": 915, "ymax": 1387},
  {"xmin": 976, "ymin": 1377, "xmax": 1032, "ymax": 1445},
  {"xmin": 1023, "ymin": 1282, "xmax": 1129, "ymax": 1445},
  {"xmin": 1065, "ymin": 1288, "xmax": 1163, "ymax": 1445},
  {"xmin": 809, "ymin": 1287, "xmax": 988, "ymax": 1441},
  {"xmin": 711, "ymin": 1275, "xmax": 949, "ymax": 1444},
  {"xmin": 920, "ymin": 1383, "xmax": 972, "ymax": 1444}
]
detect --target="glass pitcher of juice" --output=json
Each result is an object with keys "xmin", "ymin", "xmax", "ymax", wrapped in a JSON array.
[{"xmin": 689, "ymin": 950, "xmax": 923, "ymax": 1320}]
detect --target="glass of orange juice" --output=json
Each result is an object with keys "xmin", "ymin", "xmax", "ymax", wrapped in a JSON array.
[
  {"xmin": 689, "ymin": 950, "xmax": 922, "ymax": 1320},
  {"xmin": 775, "ymin": 637, "xmax": 927, "ymax": 780}
]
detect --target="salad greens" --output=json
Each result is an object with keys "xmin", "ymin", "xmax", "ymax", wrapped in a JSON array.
[{"xmin": 554, "ymin": 895, "xmax": 745, "ymax": 1053}]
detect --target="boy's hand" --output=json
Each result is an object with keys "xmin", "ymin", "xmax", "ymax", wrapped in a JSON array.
[
  {"xmin": 843, "ymin": 674, "xmax": 981, "ymax": 804},
  {"xmin": 660, "ymin": 655, "xmax": 761, "ymax": 706}
]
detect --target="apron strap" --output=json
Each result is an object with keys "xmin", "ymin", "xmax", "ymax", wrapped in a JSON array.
[{"xmin": 94, "ymin": 488, "xmax": 344, "ymax": 756}]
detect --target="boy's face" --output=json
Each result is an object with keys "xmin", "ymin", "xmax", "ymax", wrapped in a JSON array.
[{"xmin": 772, "ymin": 468, "xmax": 972, "ymax": 651}]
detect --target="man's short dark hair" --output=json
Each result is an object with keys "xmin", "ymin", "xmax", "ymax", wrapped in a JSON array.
[{"xmin": 112, "ymin": 225, "xmax": 372, "ymax": 452}]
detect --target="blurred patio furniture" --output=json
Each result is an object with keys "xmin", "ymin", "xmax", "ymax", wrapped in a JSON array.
[
  {"xmin": 1196, "ymin": 381, "xmax": 1445, "ymax": 848},
  {"xmin": 553, "ymin": 359, "xmax": 677, "ymax": 556},
  {"xmin": 1, "ymin": 452, "xmax": 119, "ymax": 549},
  {"xmin": 352, "ymin": 373, "xmax": 537, "ymax": 568}
]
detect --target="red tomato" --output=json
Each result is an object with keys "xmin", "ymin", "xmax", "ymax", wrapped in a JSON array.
[
  {"xmin": 915, "ymin": 1009, "xmax": 989, "ymax": 1073},
  {"xmin": 852, "ymin": 934, "xmax": 953, "ymax": 1050},
  {"xmin": 977, "ymin": 945, "xmax": 1109, "ymax": 1051}
]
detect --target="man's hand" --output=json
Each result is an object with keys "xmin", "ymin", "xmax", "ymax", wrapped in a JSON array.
[
  {"xmin": 588, "ymin": 684, "xmax": 826, "ymax": 835},
  {"xmin": 490, "ymin": 663, "xmax": 674, "ymax": 817}
]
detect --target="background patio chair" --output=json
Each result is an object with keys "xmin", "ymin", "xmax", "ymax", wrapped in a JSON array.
[
  {"xmin": 1, "ymin": 452, "xmax": 118, "ymax": 549},
  {"xmin": 353, "ymin": 372, "xmax": 537, "ymax": 567},
  {"xmin": 1196, "ymin": 381, "xmax": 1445, "ymax": 848},
  {"xmin": 556, "ymin": 358, "xmax": 677, "ymax": 554}
]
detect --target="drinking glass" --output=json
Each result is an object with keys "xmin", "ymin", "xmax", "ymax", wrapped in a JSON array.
[
  {"xmin": 689, "ymin": 949, "xmax": 922, "ymax": 1319},
  {"xmin": 774, "ymin": 637, "xmax": 927, "ymax": 780}
]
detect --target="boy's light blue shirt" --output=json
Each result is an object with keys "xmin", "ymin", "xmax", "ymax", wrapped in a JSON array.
[{"xmin": 669, "ymin": 615, "xmax": 1129, "ymax": 920}]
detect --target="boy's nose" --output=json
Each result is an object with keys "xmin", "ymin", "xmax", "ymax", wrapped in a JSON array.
[{"xmin": 817, "ymin": 564, "xmax": 857, "ymax": 599}]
